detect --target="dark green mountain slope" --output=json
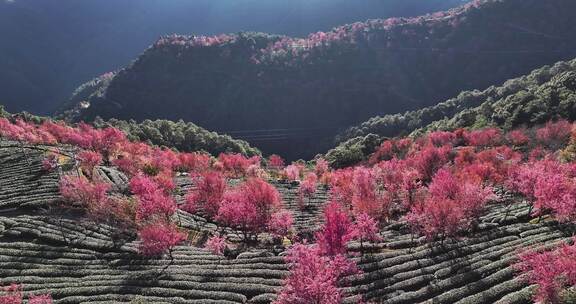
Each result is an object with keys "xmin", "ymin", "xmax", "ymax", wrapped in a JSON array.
[
  {"xmin": 0, "ymin": 0, "xmax": 466, "ymax": 114},
  {"xmin": 326, "ymin": 58, "xmax": 576, "ymax": 167},
  {"xmin": 63, "ymin": 0, "xmax": 576, "ymax": 159}
]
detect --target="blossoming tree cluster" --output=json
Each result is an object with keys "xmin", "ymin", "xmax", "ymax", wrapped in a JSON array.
[
  {"xmin": 318, "ymin": 120, "xmax": 576, "ymax": 302},
  {"xmin": 2, "ymin": 116, "xmax": 576, "ymax": 302},
  {"xmin": 0, "ymin": 118, "xmax": 291, "ymax": 258}
]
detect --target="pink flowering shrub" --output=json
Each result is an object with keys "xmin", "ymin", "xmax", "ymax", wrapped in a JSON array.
[
  {"xmin": 407, "ymin": 144, "xmax": 451, "ymax": 182},
  {"xmin": 353, "ymin": 213, "xmax": 382, "ymax": 244},
  {"xmin": 183, "ymin": 171, "xmax": 226, "ymax": 219},
  {"xmin": 217, "ymin": 178, "xmax": 284, "ymax": 242},
  {"xmin": 109, "ymin": 142, "xmax": 153, "ymax": 176},
  {"xmin": 268, "ymin": 210, "xmax": 294, "ymax": 239},
  {"xmin": 406, "ymin": 169, "xmax": 493, "ymax": 241},
  {"xmin": 314, "ymin": 158, "xmax": 329, "ymax": 178},
  {"xmin": 74, "ymin": 123, "xmax": 126, "ymax": 157},
  {"xmin": 516, "ymin": 240, "xmax": 576, "ymax": 304},
  {"xmin": 217, "ymin": 190, "xmax": 259, "ymax": 236},
  {"xmin": 144, "ymin": 149, "xmax": 180, "ymax": 175},
  {"xmin": 59, "ymin": 174, "xmax": 136, "ymax": 229},
  {"xmin": 0, "ymin": 119, "xmax": 134, "ymax": 167},
  {"xmin": 178, "ymin": 152, "xmax": 211, "ymax": 172},
  {"xmin": 217, "ymin": 153, "xmax": 259, "ymax": 178},
  {"xmin": 0, "ymin": 284, "xmax": 22, "ymax": 304},
  {"xmin": 536, "ymin": 120, "xmax": 572, "ymax": 149},
  {"xmin": 533, "ymin": 168, "xmax": 576, "ymax": 222},
  {"xmin": 0, "ymin": 284, "xmax": 52, "ymax": 304},
  {"xmin": 91, "ymin": 196, "xmax": 136, "ymax": 229},
  {"xmin": 329, "ymin": 168, "xmax": 354, "ymax": 206},
  {"xmin": 298, "ymin": 173, "xmax": 317, "ymax": 209},
  {"xmin": 77, "ymin": 150, "xmax": 102, "ymax": 176},
  {"xmin": 205, "ymin": 235, "xmax": 227, "ymax": 256},
  {"xmin": 42, "ymin": 153, "xmax": 58, "ymax": 172},
  {"xmin": 369, "ymin": 140, "xmax": 395, "ymax": 163},
  {"xmin": 506, "ymin": 129, "xmax": 530, "ymax": 146},
  {"xmin": 507, "ymin": 160, "xmax": 576, "ymax": 222},
  {"xmin": 268, "ymin": 154, "xmax": 285, "ymax": 170},
  {"xmin": 284, "ymin": 164, "xmax": 303, "ymax": 182},
  {"xmin": 300, "ymin": 173, "xmax": 318, "ymax": 197},
  {"xmin": 351, "ymin": 166, "xmax": 394, "ymax": 220},
  {"xmin": 59, "ymin": 175, "xmax": 110, "ymax": 209},
  {"xmin": 246, "ymin": 163, "xmax": 268, "ymax": 179},
  {"xmin": 0, "ymin": 118, "xmax": 23, "ymax": 141},
  {"xmin": 138, "ymin": 221, "xmax": 186, "ymax": 256},
  {"xmin": 0, "ymin": 119, "xmax": 50, "ymax": 144},
  {"xmin": 428, "ymin": 131, "xmax": 456, "ymax": 147},
  {"xmin": 373, "ymin": 159, "xmax": 403, "ymax": 193},
  {"xmin": 528, "ymin": 145, "xmax": 552, "ymax": 162},
  {"xmin": 28, "ymin": 294, "xmax": 53, "ymax": 304},
  {"xmin": 406, "ymin": 197, "xmax": 465, "ymax": 242},
  {"xmin": 369, "ymin": 139, "xmax": 413, "ymax": 165},
  {"xmin": 331, "ymin": 165, "xmax": 398, "ymax": 221},
  {"xmin": 427, "ymin": 168, "xmax": 463, "ymax": 200},
  {"xmin": 456, "ymin": 146, "xmax": 515, "ymax": 185},
  {"xmin": 273, "ymin": 243, "xmax": 358, "ymax": 304},
  {"xmin": 316, "ymin": 202, "xmax": 356, "ymax": 256},
  {"xmin": 129, "ymin": 174, "xmax": 176, "ymax": 221},
  {"xmin": 399, "ymin": 168, "xmax": 424, "ymax": 210},
  {"xmin": 153, "ymin": 171, "xmax": 176, "ymax": 194},
  {"xmin": 395, "ymin": 138, "xmax": 413, "ymax": 152},
  {"xmin": 464, "ymin": 128, "xmax": 502, "ymax": 147}
]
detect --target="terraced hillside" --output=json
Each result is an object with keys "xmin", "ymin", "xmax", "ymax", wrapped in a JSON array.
[
  {"xmin": 1, "ymin": 140, "xmax": 574, "ymax": 303},
  {"xmin": 61, "ymin": 0, "xmax": 576, "ymax": 160}
]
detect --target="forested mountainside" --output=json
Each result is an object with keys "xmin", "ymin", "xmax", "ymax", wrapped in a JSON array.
[
  {"xmin": 61, "ymin": 0, "xmax": 576, "ymax": 160},
  {"xmin": 326, "ymin": 58, "xmax": 576, "ymax": 168},
  {"xmin": 0, "ymin": 0, "xmax": 465, "ymax": 115},
  {"xmin": 0, "ymin": 105, "xmax": 259, "ymax": 157},
  {"xmin": 413, "ymin": 69, "xmax": 576, "ymax": 135}
]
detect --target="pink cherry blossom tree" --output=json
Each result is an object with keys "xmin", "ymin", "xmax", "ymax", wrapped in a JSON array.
[
  {"xmin": 183, "ymin": 171, "xmax": 227, "ymax": 219},
  {"xmin": 217, "ymin": 178, "xmax": 285, "ymax": 243},
  {"xmin": 205, "ymin": 235, "xmax": 227, "ymax": 256},
  {"xmin": 273, "ymin": 243, "xmax": 358, "ymax": 304},
  {"xmin": 316, "ymin": 202, "xmax": 356, "ymax": 256},
  {"xmin": 138, "ymin": 221, "xmax": 186, "ymax": 257},
  {"xmin": 516, "ymin": 240, "xmax": 576, "ymax": 304},
  {"xmin": 298, "ymin": 173, "xmax": 318, "ymax": 209}
]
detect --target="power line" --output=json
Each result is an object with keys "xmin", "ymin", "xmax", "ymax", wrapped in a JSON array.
[{"xmin": 221, "ymin": 126, "xmax": 339, "ymax": 134}]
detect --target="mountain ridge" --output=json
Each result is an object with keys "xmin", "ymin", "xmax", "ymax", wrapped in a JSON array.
[
  {"xmin": 62, "ymin": 0, "xmax": 576, "ymax": 159},
  {"xmin": 1, "ymin": 0, "xmax": 466, "ymax": 115}
]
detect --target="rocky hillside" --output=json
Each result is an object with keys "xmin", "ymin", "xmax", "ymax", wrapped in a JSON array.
[{"xmin": 61, "ymin": 0, "xmax": 576, "ymax": 160}]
